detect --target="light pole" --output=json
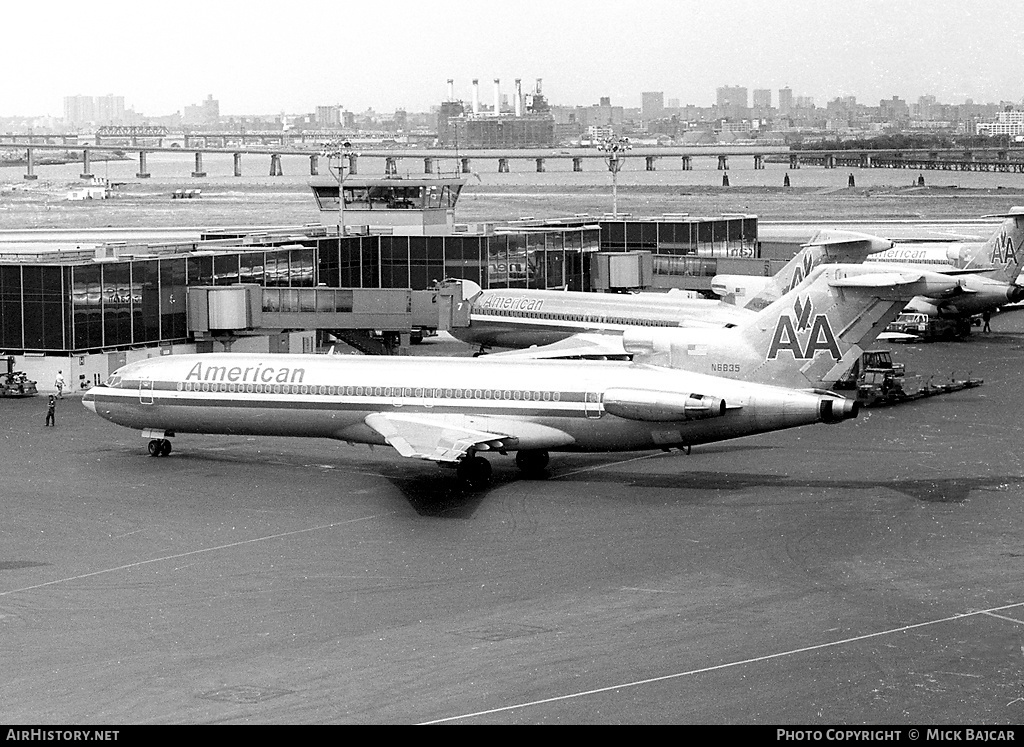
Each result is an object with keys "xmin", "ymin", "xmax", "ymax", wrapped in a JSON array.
[
  {"xmin": 597, "ymin": 136, "xmax": 631, "ymax": 218},
  {"xmin": 322, "ymin": 139, "xmax": 355, "ymax": 236}
]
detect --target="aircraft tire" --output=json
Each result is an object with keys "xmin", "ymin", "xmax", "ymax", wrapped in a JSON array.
[
  {"xmin": 457, "ymin": 455, "xmax": 491, "ymax": 490},
  {"xmin": 148, "ymin": 439, "xmax": 162, "ymax": 457},
  {"xmin": 515, "ymin": 449, "xmax": 550, "ymax": 477},
  {"xmin": 160, "ymin": 440, "xmax": 172, "ymax": 457}
]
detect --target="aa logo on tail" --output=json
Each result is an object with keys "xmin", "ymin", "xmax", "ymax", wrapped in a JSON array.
[
  {"xmin": 767, "ymin": 296, "xmax": 842, "ymax": 360},
  {"xmin": 786, "ymin": 252, "xmax": 818, "ymax": 293},
  {"xmin": 990, "ymin": 231, "xmax": 1021, "ymax": 266}
]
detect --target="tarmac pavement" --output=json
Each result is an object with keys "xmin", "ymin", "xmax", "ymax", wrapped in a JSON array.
[{"xmin": 2, "ymin": 314, "xmax": 1024, "ymax": 724}]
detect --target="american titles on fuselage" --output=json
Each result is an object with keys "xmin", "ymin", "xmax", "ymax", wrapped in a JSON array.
[
  {"xmin": 479, "ymin": 295, "xmax": 545, "ymax": 312},
  {"xmin": 185, "ymin": 361, "xmax": 306, "ymax": 384}
]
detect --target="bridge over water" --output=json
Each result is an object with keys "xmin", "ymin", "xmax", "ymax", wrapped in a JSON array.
[{"xmin": 2, "ymin": 139, "xmax": 1023, "ymax": 180}]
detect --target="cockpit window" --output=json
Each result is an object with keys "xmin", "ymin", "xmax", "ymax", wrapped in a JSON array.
[{"xmin": 105, "ymin": 374, "xmax": 122, "ymax": 388}]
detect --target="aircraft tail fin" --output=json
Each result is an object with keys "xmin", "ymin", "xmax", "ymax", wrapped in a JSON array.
[
  {"xmin": 743, "ymin": 230, "xmax": 894, "ymax": 311},
  {"xmin": 958, "ymin": 207, "xmax": 1024, "ymax": 282},
  {"xmin": 624, "ymin": 264, "xmax": 957, "ymax": 389}
]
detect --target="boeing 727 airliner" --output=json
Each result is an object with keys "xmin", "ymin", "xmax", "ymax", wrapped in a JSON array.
[
  {"xmin": 443, "ymin": 229, "xmax": 890, "ymax": 359},
  {"xmin": 83, "ymin": 265, "xmax": 955, "ymax": 488},
  {"xmin": 716, "ymin": 209, "xmax": 1024, "ymax": 327}
]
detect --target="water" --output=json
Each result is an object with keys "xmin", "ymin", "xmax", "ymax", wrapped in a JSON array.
[{"xmin": 2, "ymin": 150, "xmax": 1024, "ymax": 230}]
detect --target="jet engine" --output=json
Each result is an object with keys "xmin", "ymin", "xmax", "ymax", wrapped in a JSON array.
[{"xmin": 602, "ymin": 388, "xmax": 726, "ymax": 422}]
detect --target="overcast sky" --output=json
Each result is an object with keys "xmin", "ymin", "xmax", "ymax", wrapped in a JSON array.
[{"xmin": 3, "ymin": 0, "xmax": 1021, "ymax": 117}]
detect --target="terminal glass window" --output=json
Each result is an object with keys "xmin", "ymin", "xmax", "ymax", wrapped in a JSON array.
[
  {"xmin": 72, "ymin": 264, "xmax": 103, "ymax": 350},
  {"xmin": 506, "ymin": 233, "xmax": 528, "ymax": 288},
  {"xmin": 289, "ymin": 247, "xmax": 315, "ymax": 287},
  {"xmin": 160, "ymin": 259, "xmax": 188, "ymax": 340},
  {"xmin": 102, "ymin": 263, "xmax": 132, "ymax": 347},
  {"xmin": 602, "ymin": 220, "xmax": 626, "ymax": 250},
  {"xmin": 213, "ymin": 255, "xmax": 239, "ymax": 286},
  {"xmin": 361, "ymin": 239, "xmax": 379, "ymax": 288},
  {"xmin": 0, "ymin": 266, "xmax": 23, "ymax": 350},
  {"xmin": 133, "ymin": 260, "xmax": 161, "ymax": 344},
  {"xmin": 380, "ymin": 236, "xmax": 409, "ymax": 288},
  {"xmin": 22, "ymin": 266, "xmax": 64, "ymax": 350},
  {"xmin": 565, "ymin": 231, "xmax": 584, "ymax": 291},
  {"xmin": 526, "ymin": 232, "xmax": 545, "ymax": 289},
  {"xmin": 442, "ymin": 236, "xmax": 482, "ymax": 285},
  {"xmin": 264, "ymin": 250, "xmax": 290, "ymax": 287},
  {"xmin": 486, "ymin": 235, "xmax": 509, "ymax": 289},
  {"xmin": 317, "ymin": 238, "xmax": 340, "ymax": 288},
  {"xmin": 239, "ymin": 252, "xmax": 265, "ymax": 286},
  {"xmin": 187, "ymin": 255, "xmax": 214, "ymax": 286}
]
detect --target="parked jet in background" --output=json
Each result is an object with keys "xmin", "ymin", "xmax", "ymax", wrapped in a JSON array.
[
  {"xmin": 709, "ymin": 229, "xmax": 893, "ymax": 309},
  {"xmin": 83, "ymin": 264, "xmax": 954, "ymax": 488},
  {"xmin": 441, "ymin": 229, "xmax": 890, "ymax": 359},
  {"xmin": 871, "ymin": 208, "xmax": 1024, "ymax": 320},
  {"xmin": 716, "ymin": 209, "xmax": 1024, "ymax": 328}
]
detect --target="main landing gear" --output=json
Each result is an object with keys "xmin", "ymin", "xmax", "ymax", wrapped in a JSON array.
[
  {"xmin": 455, "ymin": 449, "xmax": 551, "ymax": 490},
  {"xmin": 147, "ymin": 438, "xmax": 172, "ymax": 457}
]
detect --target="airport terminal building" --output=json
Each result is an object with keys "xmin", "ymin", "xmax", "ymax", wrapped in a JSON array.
[{"xmin": 0, "ymin": 212, "xmax": 760, "ymax": 394}]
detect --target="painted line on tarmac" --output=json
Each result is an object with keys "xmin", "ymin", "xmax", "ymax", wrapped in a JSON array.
[
  {"xmin": 0, "ymin": 513, "xmax": 390, "ymax": 598},
  {"xmin": 419, "ymin": 600, "xmax": 1024, "ymax": 724},
  {"xmin": 982, "ymin": 611, "xmax": 1024, "ymax": 625},
  {"xmin": 550, "ymin": 452, "xmax": 668, "ymax": 480}
]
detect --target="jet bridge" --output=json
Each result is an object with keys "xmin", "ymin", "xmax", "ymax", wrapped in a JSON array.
[{"xmin": 187, "ymin": 284, "xmax": 440, "ymax": 352}]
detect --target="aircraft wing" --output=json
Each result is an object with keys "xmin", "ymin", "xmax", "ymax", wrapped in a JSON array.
[
  {"xmin": 484, "ymin": 333, "xmax": 630, "ymax": 360},
  {"xmin": 363, "ymin": 412, "xmax": 574, "ymax": 463}
]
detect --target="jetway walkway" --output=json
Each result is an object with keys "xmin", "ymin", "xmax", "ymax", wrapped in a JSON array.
[{"xmin": 187, "ymin": 284, "xmax": 440, "ymax": 353}]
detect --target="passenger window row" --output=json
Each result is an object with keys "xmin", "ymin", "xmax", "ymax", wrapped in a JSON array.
[{"xmin": 175, "ymin": 380, "xmax": 564, "ymax": 401}]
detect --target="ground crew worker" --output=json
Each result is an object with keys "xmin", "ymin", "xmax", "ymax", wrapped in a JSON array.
[
  {"xmin": 55, "ymin": 370, "xmax": 66, "ymax": 399},
  {"xmin": 45, "ymin": 395, "xmax": 56, "ymax": 427}
]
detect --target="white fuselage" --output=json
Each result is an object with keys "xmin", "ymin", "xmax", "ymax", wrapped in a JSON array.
[
  {"xmin": 83, "ymin": 353, "xmax": 852, "ymax": 458},
  {"xmin": 453, "ymin": 288, "xmax": 750, "ymax": 350}
]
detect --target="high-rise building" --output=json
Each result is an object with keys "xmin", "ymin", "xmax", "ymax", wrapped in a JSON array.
[
  {"xmin": 642, "ymin": 91, "xmax": 665, "ymax": 122},
  {"xmin": 316, "ymin": 105, "xmax": 342, "ymax": 128},
  {"xmin": 183, "ymin": 95, "xmax": 220, "ymax": 127},
  {"xmin": 95, "ymin": 94, "xmax": 125, "ymax": 125},
  {"xmin": 716, "ymin": 86, "xmax": 748, "ymax": 119},
  {"xmin": 778, "ymin": 87, "xmax": 793, "ymax": 115},
  {"xmin": 752, "ymin": 89, "xmax": 772, "ymax": 111},
  {"xmin": 64, "ymin": 95, "xmax": 95, "ymax": 126}
]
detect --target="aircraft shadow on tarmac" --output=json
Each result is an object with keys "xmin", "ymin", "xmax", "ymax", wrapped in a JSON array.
[{"xmin": 549, "ymin": 468, "xmax": 1023, "ymax": 505}]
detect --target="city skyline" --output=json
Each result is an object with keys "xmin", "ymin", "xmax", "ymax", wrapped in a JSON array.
[{"xmin": 3, "ymin": 0, "xmax": 1022, "ymax": 118}]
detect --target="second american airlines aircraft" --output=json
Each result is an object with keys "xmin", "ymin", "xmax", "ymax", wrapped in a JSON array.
[
  {"xmin": 715, "ymin": 208, "xmax": 1024, "ymax": 323},
  {"xmin": 83, "ymin": 265, "xmax": 955, "ymax": 489},
  {"xmin": 443, "ymin": 230, "xmax": 891, "ymax": 359}
]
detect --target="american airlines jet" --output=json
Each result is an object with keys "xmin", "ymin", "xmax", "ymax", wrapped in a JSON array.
[
  {"xmin": 83, "ymin": 265, "xmax": 955, "ymax": 489},
  {"xmin": 444, "ymin": 230, "xmax": 890, "ymax": 359},
  {"xmin": 716, "ymin": 209, "xmax": 1024, "ymax": 325}
]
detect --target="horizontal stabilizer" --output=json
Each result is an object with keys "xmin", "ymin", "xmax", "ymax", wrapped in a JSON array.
[
  {"xmin": 829, "ymin": 271, "xmax": 957, "ymax": 298},
  {"xmin": 487, "ymin": 333, "xmax": 629, "ymax": 360},
  {"xmin": 803, "ymin": 229, "xmax": 894, "ymax": 255},
  {"xmin": 981, "ymin": 206, "xmax": 1024, "ymax": 219}
]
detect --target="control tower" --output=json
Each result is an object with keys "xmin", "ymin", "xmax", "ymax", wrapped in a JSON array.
[{"xmin": 309, "ymin": 175, "xmax": 467, "ymax": 236}]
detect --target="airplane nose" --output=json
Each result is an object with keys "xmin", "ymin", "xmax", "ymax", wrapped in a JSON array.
[{"xmin": 82, "ymin": 390, "xmax": 96, "ymax": 413}]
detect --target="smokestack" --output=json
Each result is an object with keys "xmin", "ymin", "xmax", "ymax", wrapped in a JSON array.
[
  {"xmin": 493, "ymin": 78, "xmax": 501, "ymax": 116},
  {"xmin": 447, "ymin": 78, "xmax": 454, "ymax": 102},
  {"xmin": 471, "ymin": 78, "xmax": 479, "ymax": 115},
  {"xmin": 536, "ymin": 78, "xmax": 543, "ymax": 95},
  {"xmin": 514, "ymin": 78, "xmax": 523, "ymax": 117}
]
